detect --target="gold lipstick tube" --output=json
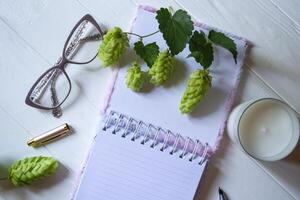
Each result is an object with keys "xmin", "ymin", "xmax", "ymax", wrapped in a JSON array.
[{"xmin": 27, "ymin": 123, "xmax": 71, "ymax": 147}]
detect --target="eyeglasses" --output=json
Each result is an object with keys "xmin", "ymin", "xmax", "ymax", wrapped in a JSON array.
[{"xmin": 25, "ymin": 14, "xmax": 104, "ymax": 117}]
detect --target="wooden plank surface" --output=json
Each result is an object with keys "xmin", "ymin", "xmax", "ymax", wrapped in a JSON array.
[
  {"xmin": 0, "ymin": 0, "xmax": 299, "ymax": 199},
  {"xmin": 271, "ymin": 0, "xmax": 300, "ymax": 24}
]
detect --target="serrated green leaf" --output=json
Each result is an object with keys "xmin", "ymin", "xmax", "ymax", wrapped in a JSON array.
[
  {"xmin": 156, "ymin": 8, "xmax": 193, "ymax": 56},
  {"xmin": 208, "ymin": 30, "xmax": 237, "ymax": 63},
  {"xmin": 188, "ymin": 43, "xmax": 213, "ymax": 69},
  {"xmin": 188, "ymin": 31, "xmax": 214, "ymax": 69},
  {"xmin": 134, "ymin": 41, "xmax": 159, "ymax": 67},
  {"xmin": 189, "ymin": 31, "xmax": 207, "ymax": 51}
]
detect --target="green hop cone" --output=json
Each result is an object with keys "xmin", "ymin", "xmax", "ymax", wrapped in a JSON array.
[
  {"xmin": 148, "ymin": 50, "xmax": 174, "ymax": 86},
  {"xmin": 180, "ymin": 69, "xmax": 212, "ymax": 114},
  {"xmin": 98, "ymin": 27, "xmax": 129, "ymax": 66},
  {"xmin": 126, "ymin": 61, "xmax": 146, "ymax": 92},
  {"xmin": 8, "ymin": 156, "xmax": 58, "ymax": 186}
]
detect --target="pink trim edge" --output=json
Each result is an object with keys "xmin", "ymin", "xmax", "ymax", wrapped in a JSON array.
[
  {"xmin": 99, "ymin": 68, "xmax": 119, "ymax": 115},
  {"xmin": 211, "ymin": 46, "xmax": 247, "ymax": 155}
]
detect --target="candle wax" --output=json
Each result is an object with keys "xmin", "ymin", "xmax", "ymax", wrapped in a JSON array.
[{"xmin": 239, "ymin": 100, "xmax": 294, "ymax": 159}]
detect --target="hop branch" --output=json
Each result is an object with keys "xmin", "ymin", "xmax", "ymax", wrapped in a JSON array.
[{"xmin": 97, "ymin": 7, "xmax": 237, "ymax": 114}]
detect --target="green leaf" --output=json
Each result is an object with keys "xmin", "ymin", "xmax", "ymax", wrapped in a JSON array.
[
  {"xmin": 189, "ymin": 30, "xmax": 207, "ymax": 51},
  {"xmin": 156, "ymin": 8, "xmax": 193, "ymax": 56},
  {"xmin": 208, "ymin": 30, "xmax": 237, "ymax": 63},
  {"xmin": 188, "ymin": 43, "xmax": 213, "ymax": 69},
  {"xmin": 134, "ymin": 41, "xmax": 159, "ymax": 67},
  {"xmin": 188, "ymin": 31, "xmax": 214, "ymax": 69}
]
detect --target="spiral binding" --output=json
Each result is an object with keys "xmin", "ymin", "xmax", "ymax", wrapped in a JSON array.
[{"xmin": 102, "ymin": 110, "xmax": 211, "ymax": 165}]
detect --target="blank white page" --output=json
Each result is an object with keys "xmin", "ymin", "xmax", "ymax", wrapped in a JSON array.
[{"xmin": 75, "ymin": 130, "xmax": 206, "ymax": 200}]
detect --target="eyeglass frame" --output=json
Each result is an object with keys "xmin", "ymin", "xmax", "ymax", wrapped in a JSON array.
[{"xmin": 25, "ymin": 14, "xmax": 104, "ymax": 111}]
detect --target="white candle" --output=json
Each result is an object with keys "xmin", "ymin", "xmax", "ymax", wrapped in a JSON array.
[{"xmin": 227, "ymin": 98, "xmax": 299, "ymax": 161}]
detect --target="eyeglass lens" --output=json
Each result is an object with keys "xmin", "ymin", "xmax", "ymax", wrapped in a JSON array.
[
  {"xmin": 65, "ymin": 19, "xmax": 102, "ymax": 63},
  {"xmin": 30, "ymin": 68, "xmax": 70, "ymax": 109}
]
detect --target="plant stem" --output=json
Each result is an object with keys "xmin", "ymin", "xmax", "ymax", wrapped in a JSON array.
[
  {"xmin": 141, "ymin": 30, "xmax": 160, "ymax": 38},
  {"xmin": 124, "ymin": 30, "xmax": 159, "ymax": 39}
]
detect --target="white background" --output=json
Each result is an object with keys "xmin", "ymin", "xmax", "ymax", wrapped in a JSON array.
[{"xmin": 0, "ymin": 0, "xmax": 299, "ymax": 200}]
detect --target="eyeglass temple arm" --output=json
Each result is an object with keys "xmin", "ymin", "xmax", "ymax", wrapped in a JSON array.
[
  {"xmin": 31, "ymin": 25, "xmax": 103, "ymax": 101},
  {"xmin": 50, "ymin": 71, "xmax": 62, "ymax": 117},
  {"xmin": 47, "ymin": 21, "xmax": 93, "ymax": 110},
  {"xmin": 30, "ymin": 68, "xmax": 60, "ymax": 101},
  {"xmin": 49, "ymin": 32, "xmax": 104, "ymax": 117},
  {"xmin": 79, "ymin": 33, "xmax": 103, "ymax": 42},
  {"xmin": 48, "ymin": 33, "xmax": 104, "ymax": 112}
]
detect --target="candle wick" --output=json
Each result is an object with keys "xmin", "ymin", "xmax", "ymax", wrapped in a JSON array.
[{"xmin": 261, "ymin": 127, "xmax": 268, "ymax": 134}]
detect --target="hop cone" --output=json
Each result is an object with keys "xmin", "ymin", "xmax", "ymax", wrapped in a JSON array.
[
  {"xmin": 180, "ymin": 69, "xmax": 212, "ymax": 114},
  {"xmin": 126, "ymin": 62, "xmax": 146, "ymax": 92},
  {"xmin": 8, "ymin": 156, "xmax": 58, "ymax": 186},
  {"xmin": 148, "ymin": 50, "xmax": 174, "ymax": 86},
  {"xmin": 98, "ymin": 27, "xmax": 129, "ymax": 66}
]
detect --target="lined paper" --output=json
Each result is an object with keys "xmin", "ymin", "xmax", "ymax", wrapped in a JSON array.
[{"xmin": 75, "ymin": 130, "xmax": 206, "ymax": 200}]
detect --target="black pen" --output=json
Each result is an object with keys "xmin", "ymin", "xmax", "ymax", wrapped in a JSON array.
[{"xmin": 219, "ymin": 187, "xmax": 228, "ymax": 200}]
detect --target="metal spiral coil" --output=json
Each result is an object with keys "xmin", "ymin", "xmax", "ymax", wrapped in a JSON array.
[{"xmin": 102, "ymin": 110, "xmax": 211, "ymax": 165}]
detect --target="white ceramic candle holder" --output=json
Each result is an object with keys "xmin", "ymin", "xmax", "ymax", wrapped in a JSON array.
[{"xmin": 227, "ymin": 98, "xmax": 299, "ymax": 161}]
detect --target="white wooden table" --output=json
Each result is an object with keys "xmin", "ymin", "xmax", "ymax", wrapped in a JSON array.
[{"xmin": 0, "ymin": 0, "xmax": 299, "ymax": 199}]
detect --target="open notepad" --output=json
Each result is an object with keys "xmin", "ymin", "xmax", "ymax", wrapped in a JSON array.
[
  {"xmin": 75, "ymin": 113, "xmax": 207, "ymax": 200},
  {"xmin": 73, "ymin": 6, "xmax": 248, "ymax": 200}
]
